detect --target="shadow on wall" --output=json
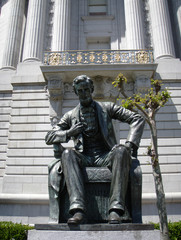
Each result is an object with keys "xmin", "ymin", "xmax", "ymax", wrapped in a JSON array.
[
  {"xmin": 0, "ymin": 203, "xmax": 49, "ymax": 223},
  {"xmin": 142, "ymin": 202, "xmax": 181, "ymax": 223}
]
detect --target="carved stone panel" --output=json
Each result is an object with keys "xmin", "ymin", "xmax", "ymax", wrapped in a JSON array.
[
  {"xmin": 93, "ymin": 76, "xmax": 119, "ymax": 101},
  {"xmin": 46, "ymin": 79, "xmax": 64, "ymax": 126},
  {"xmin": 135, "ymin": 76, "xmax": 151, "ymax": 94}
]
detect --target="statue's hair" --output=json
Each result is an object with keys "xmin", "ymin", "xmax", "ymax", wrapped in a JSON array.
[{"xmin": 73, "ymin": 75, "xmax": 94, "ymax": 94}]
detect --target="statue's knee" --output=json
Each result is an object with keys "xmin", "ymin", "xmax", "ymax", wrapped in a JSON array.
[
  {"xmin": 62, "ymin": 149, "xmax": 71, "ymax": 160},
  {"xmin": 113, "ymin": 145, "xmax": 127, "ymax": 157},
  {"xmin": 62, "ymin": 149, "xmax": 76, "ymax": 163},
  {"xmin": 62, "ymin": 149, "xmax": 73, "ymax": 157}
]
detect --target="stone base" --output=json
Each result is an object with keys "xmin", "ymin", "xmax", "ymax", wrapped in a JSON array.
[
  {"xmin": 28, "ymin": 230, "xmax": 160, "ymax": 240},
  {"xmin": 28, "ymin": 224, "xmax": 160, "ymax": 240}
]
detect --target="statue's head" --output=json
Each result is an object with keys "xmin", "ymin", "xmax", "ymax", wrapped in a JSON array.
[
  {"xmin": 73, "ymin": 75, "xmax": 94, "ymax": 107},
  {"xmin": 73, "ymin": 75, "xmax": 94, "ymax": 94}
]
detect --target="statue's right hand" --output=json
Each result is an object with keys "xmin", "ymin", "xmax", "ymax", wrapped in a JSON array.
[{"xmin": 66, "ymin": 122, "xmax": 86, "ymax": 137}]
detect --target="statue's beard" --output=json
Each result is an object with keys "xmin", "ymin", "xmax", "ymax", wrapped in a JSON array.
[{"xmin": 80, "ymin": 97, "xmax": 93, "ymax": 107}]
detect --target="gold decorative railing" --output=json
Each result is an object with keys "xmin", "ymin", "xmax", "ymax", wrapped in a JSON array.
[{"xmin": 44, "ymin": 49, "xmax": 154, "ymax": 66}]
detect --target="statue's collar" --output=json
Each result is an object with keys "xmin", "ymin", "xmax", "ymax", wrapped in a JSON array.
[{"xmin": 80, "ymin": 101, "xmax": 96, "ymax": 113}]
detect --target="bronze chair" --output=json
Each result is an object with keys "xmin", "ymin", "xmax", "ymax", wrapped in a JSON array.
[{"xmin": 48, "ymin": 144, "xmax": 142, "ymax": 224}]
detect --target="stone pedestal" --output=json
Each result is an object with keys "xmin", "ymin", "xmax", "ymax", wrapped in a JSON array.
[{"xmin": 28, "ymin": 224, "xmax": 160, "ymax": 240}]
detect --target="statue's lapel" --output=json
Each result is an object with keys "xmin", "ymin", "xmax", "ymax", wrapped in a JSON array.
[
  {"xmin": 72, "ymin": 104, "xmax": 83, "ymax": 151},
  {"xmin": 95, "ymin": 102, "xmax": 108, "ymax": 137},
  {"xmin": 72, "ymin": 104, "xmax": 80, "ymax": 123}
]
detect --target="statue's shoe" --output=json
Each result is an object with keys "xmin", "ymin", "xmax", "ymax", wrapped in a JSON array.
[
  {"xmin": 108, "ymin": 210, "xmax": 122, "ymax": 224},
  {"xmin": 67, "ymin": 211, "xmax": 87, "ymax": 225}
]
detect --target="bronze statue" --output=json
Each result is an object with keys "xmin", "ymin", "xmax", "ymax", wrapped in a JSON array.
[{"xmin": 45, "ymin": 75, "xmax": 145, "ymax": 225}]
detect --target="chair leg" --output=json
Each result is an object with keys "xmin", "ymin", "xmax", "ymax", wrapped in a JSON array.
[{"xmin": 130, "ymin": 159, "xmax": 142, "ymax": 223}]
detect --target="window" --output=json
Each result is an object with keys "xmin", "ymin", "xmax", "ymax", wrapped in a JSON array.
[
  {"xmin": 87, "ymin": 37, "xmax": 110, "ymax": 50},
  {"xmin": 88, "ymin": 0, "xmax": 107, "ymax": 16}
]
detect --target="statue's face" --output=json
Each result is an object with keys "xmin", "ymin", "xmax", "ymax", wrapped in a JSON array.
[{"xmin": 75, "ymin": 81, "xmax": 93, "ymax": 107}]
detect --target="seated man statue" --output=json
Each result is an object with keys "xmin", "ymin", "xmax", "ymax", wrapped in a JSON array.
[{"xmin": 45, "ymin": 75, "xmax": 145, "ymax": 225}]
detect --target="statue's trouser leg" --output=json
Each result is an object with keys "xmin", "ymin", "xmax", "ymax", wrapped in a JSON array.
[
  {"xmin": 61, "ymin": 149, "xmax": 86, "ymax": 214},
  {"xmin": 107, "ymin": 146, "xmax": 131, "ymax": 213},
  {"xmin": 48, "ymin": 186, "xmax": 59, "ymax": 223}
]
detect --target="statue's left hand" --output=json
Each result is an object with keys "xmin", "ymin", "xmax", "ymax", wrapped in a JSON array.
[{"xmin": 125, "ymin": 142, "xmax": 138, "ymax": 158}]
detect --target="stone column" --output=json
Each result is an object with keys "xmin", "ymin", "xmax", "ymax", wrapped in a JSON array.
[
  {"xmin": 22, "ymin": 0, "xmax": 47, "ymax": 62},
  {"xmin": 51, "ymin": 0, "xmax": 71, "ymax": 51},
  {"xmin": 148, "ymin": 0, "xmax": 175, "ymax": 59},
  {"xmin": 172, "ymin": 0, "xmax": 181, "ymax": 59},
  {"xmin": 176, "ymin": 1, "xmax": 181, "ymax": 45},
  {"xmin": 2, "ymin": 0, "xmax": 25, "ymax": 69},
  {"xmin": 124, "ymin": 0, "xmax": 145, "ymax": 49}
]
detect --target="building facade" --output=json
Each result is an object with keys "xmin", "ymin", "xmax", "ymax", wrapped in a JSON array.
[{"xmin": 0, "ymin": 0, "xmax": 181, "ymax": 224}]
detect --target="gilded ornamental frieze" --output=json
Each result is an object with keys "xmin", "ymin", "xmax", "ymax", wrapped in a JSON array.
[{"xmin": 44, "ymin": 49, "xmax": 154, "ymax": 66}]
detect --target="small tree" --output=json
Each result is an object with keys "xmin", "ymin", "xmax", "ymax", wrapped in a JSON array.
[{"xmin": 113, "ymin": 73, "xmax": 171, "ymax": 240}]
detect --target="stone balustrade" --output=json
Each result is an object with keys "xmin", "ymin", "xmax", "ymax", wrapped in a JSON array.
[{"xmin": 43, "ymin": 49, "xmax": 154, "ymax": 66}]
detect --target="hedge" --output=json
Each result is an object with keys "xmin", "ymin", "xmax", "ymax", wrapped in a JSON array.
[
  {"xmin": 0, "ymin": 221, "xmax": 34, "ymax": 240},
  {"xmin": 154, "ymin": 221, "xmax": 181, "ymax": 240},
  {"xmin": 0, "ymin": 221, "xmax": 180, "ymax": 240}
]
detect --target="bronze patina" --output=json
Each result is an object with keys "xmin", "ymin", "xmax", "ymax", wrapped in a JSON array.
[{"xmin": 45, "ymin": 75, "xmax": 145, "ymax": 225}]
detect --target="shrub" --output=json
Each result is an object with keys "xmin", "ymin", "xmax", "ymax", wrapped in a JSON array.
[
  {"xmin": 0, "ymin": 221, "xmax": 34, "ymax": 240},
  {"xmin": 154, "ymin": 221, "xmax": 181, "ymax": 240}
]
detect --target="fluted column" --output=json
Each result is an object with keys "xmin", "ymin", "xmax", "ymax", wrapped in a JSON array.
[
  {"xmin": 174, "ymin": 0, "xmax": 181, "ymax": 59},
  {"xmin": 51, "ymin": 0, "xmax": 71, "ymax": 51},
  {"xmin": 22, "ymin": 0, "xmax": 47, "ymax": 62},
  {"xmin": 124, "ymin": 0, "xmax": 145, "ymax": 49},
  {"xmin": 176, "ymin": 1, "xmax": 181, "ymax": 39},
  {"xmin": 2, "ymin": 0, "xmax": 25, "ymax": 69},
  {"xmin": 149, "ymin": 0, "xmax": 175, "ymax": 59}
]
